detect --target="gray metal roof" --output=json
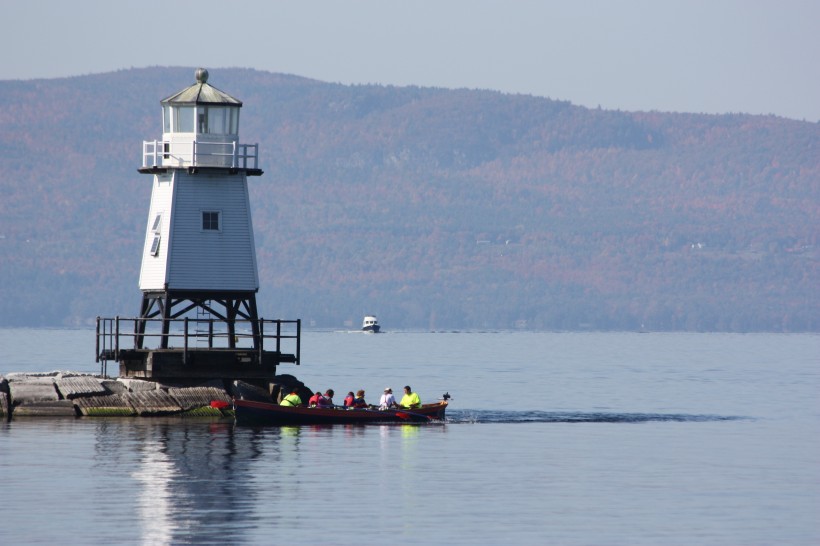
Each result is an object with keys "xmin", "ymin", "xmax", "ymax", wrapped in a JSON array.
[{"xmin": 161, "ymin": 68, "xmax": 243, "ymax": 106}]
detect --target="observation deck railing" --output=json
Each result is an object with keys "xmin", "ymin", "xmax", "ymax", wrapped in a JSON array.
[
  {"xmin": 141, "ymin": 140, "xmax": 259, "ymax": 170},
  {"xmin": 95, "ymin": 316, "xmax": 300, "ymax": 377}
]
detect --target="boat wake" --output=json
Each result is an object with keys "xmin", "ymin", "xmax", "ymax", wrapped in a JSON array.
[{"xmin": 444, "ymin": 409, "xmax": 747, "ymax": 424}]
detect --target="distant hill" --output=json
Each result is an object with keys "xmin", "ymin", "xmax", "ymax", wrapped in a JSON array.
[{"xmin": 0, "ymin": 67, "xmax": 817, "ymax": 331}]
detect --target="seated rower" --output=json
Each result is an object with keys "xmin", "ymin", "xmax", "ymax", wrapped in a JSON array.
[
  {"xmin": 399, "ymin": 385, "xmax": 421, "ymax": 409},
  {"xmin": 308, "ymin": 391, "xmax": 322, "ymax": 407},
  {"xmin": 343, "ymin": 391, "xmax": 355, "ymax": 407},
  {"xmin": 280, "ymin": 387, "xmax": 302, "ymax": 407},
  {"xmin": 352, "ymin": 389, "xmax": 368, "ymax": 408},
  {"xmin": 379, "ymin": 387, "xmax": 398, "ymax": 410},
  {"xmin": 318, "ymin": 389, "xmax": 334, "ymax": 407}
]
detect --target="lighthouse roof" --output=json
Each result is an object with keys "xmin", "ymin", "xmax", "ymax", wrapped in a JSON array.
[{"xmin": 161, "ymin": 68, "xmax": 242, "ymax": 106}]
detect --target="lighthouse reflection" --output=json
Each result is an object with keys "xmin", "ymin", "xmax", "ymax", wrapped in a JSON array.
[
  {"xmin": 93, "ymin": 419, "xmax": 274, "ymax": 544},
  {"xmin": 91, "ymin": 419, "xmax": 433, "ymax": 543}
]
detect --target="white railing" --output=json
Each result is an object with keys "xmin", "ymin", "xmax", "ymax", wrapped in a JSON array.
[{"xmin": 142, "ymin": 140, "xmax": 259, "ymax": 170}]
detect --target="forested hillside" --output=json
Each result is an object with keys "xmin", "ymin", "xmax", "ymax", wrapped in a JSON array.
[{"xmin": 0, "ymin": 67, "xmax": 817, "ymax": 331}]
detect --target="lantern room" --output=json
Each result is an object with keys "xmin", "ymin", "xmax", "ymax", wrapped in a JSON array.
[
  {"xmin": 141, "ymin": 68, "xmax": 258, "ymax": 171},
  {"xmin": 162, "ymin": 68, "xmax": 240, "ymax": 136}
]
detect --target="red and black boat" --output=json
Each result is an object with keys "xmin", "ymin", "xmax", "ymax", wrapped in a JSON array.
[{"xmin": 234, "ymin": 398, "xmax": 448, "ymax": 426}]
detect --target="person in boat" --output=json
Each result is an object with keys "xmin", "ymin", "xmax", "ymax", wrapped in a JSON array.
[
  {"xmin": 352, "ymin": 389, "xmax": 368, "ymax": 408},
  {"xmin": 399, "ymin": 386, "xmax": 421, "ymax": 409},
  {"xmin": 317, "ymin": 389, "xmax": 334, "ymax": 407},
  {"xmin": 344, "ymin": 391, "xmax": 355, "ymax": 407},
  {"xmin": 280, "ymin": 387, "xmax": 303, "ymax": 407},
  {"xmin": 379, "ymin": 387, "xmax": 398, "ymax": 410},
  {"xmin": 308, "ymin": 392, "xmax": 323, "ymax": 407}
]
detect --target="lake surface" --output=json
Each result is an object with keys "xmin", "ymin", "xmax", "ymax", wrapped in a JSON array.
[{"xmin": 1, "ymin": 330, "xmax": 818, "ymax": 545}]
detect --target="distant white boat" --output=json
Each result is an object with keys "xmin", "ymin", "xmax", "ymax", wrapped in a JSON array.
[{"xmin": 362, "ymin": 315, "xmax": 381, "ymax": 333}]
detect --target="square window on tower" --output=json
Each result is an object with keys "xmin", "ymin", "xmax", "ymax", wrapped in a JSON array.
[{"xmin": 202, "ymin": 211, "xmax": 221, "ymax": 231}]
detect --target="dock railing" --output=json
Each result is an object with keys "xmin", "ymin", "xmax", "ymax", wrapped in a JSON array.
[{"xmin": 95, "ymin": 316, "xmax": 300, "ymax": 377}]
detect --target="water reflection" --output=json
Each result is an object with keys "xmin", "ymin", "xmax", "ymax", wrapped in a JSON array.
[
  {"xmin": 94, "ymin": 419, "xmax": 269, "ymax": 545},
  {"xmin": 87, "ymin": 418, "xmax": 456, "ymax": 543},
  {"xmin": 132, "ymin": 437, "xmax": 178, "ymax": 544}
]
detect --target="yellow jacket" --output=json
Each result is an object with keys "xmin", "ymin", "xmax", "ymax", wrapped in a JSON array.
[
  {"xmin": 400, "ymin": 392, "xmax": 421, "ymax": 408},
  {"xmin": 280, "ymin": 393, "xmax": 302, "ymax": 406}
]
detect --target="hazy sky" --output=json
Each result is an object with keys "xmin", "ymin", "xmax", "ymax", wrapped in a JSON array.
[{"xmin": 3, "ymin": 0, "xmax": 818, "ymax": 121}]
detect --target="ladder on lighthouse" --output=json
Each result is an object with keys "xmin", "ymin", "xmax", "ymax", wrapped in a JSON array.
[{"xmin": 196, "ymin": 304, "xmax": 212, "ymax": 347}]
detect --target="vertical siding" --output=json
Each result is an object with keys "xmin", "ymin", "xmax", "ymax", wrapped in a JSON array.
[
  {"xmin": 165, "ymin": 170, "xmax": 259, "ymax": 291},
  {"xmin": 138, "ymin": 174, "xmax": 173, "ymax": 290}
]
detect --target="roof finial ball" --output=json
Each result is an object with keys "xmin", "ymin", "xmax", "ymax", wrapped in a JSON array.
[{"xmin": 195, "ymin": 67, "xmax": 209, "ymax": 84}]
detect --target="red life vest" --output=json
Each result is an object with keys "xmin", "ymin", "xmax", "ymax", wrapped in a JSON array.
[
  {"xmin": 308, "ymin": 393, "xmax": 321, "ymax": 406},
  {"xmin": 344, "ymin": 395, "xmax": 354, "ymax": 407}
]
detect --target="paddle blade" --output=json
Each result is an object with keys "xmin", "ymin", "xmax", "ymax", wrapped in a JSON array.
[{"xmin": 395, "ymin": 411, "xmax": 430, "ymax": 422}]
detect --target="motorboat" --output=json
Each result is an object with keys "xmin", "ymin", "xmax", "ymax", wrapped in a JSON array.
[{"xmin": 362, "ymin": 315, "xmax": 380, "ymax": 333}]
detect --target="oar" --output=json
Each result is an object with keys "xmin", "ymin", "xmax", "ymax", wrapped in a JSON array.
[{"xmin": 394, "ymin": 409, "xmax": 431, "ymax": 422}]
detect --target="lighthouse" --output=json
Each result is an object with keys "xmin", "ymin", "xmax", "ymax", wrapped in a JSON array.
[{"xmin": 97, "ymin": 69, "xmax": 299, "ymax": 382}]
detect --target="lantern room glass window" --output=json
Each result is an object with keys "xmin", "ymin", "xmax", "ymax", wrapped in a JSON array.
[
  {"xmin": 171, "ymin": 107, "xmax": 193, "ymax": 133},
  {"xmin": 230, "ymin": 108, "xmax": 239, "ymax": 133},
  {"xmin": 199, "ymin": 107, "xmax": 239, "ymax": 135},
  {"xmin": 208, "ymin": 108, "xmax": 223, "ymax": 134},
  {"xmin": 163, "ymin": 105, "xmax": 238, "ymax": 135},
  {"xmin": 163, "ymin": 106, "xmax": 171, "ymax": 133}
]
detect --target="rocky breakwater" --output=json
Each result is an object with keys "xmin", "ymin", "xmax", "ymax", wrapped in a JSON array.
[{"xmin": 0, "ymin": 371, "xmax": 312, "ymax": 420}]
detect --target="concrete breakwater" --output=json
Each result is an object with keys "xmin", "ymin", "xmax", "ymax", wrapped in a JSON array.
[{"xmin": 0, "ymin": 371, "xmax": 307, "ymax": 420}]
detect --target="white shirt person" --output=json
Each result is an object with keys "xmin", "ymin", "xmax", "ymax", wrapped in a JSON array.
[{"xmin": 378, "ymin": 387, "xmax": 398, "ymax": 410}]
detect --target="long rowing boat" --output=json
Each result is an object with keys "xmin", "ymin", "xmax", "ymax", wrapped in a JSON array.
[{"xmin": 234, "ymin": 398, "xmax": 448, "ymax": 426}]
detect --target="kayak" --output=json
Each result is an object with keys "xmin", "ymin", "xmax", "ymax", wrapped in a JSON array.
[{"xmin": 234, "ymin": 398, "xmax": 448, "ymax": 426}]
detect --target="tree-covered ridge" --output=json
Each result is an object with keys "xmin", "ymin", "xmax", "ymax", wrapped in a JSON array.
[{"xmin": 0, "ymin": 67, "xmax": 817, "ymax": 330}]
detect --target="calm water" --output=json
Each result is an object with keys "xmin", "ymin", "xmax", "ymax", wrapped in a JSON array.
[{"xmin": 1, "ymin": 330, "xmax": 818, "ymax": 545}]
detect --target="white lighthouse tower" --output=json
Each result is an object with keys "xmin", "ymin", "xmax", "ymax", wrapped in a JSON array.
[
  {"xmin": 98, "ymin": 69, "xmax": 299, "ymax": 382},
  {"xmin": 137, "ymin": 67, "xmax": 260, "ymax": 341}
]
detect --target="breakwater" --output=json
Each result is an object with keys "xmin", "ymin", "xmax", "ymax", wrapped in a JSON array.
[{"xmin": 0, "ymin": 371, "xmax": 307, "ymax": 420}]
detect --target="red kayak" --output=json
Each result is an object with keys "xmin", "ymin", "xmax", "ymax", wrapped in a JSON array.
[{"xmin": 234, "ymin": 398, "xmax": 448, "ymax": 426}]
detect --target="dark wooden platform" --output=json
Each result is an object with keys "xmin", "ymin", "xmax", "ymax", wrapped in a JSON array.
[
  {"xmin": 117, "ymin": 348, "xmax": 297, "ymax": 382},
  {"xmin": 96, "ymin": 316, "xmax": 300, "ymax": 382}
]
